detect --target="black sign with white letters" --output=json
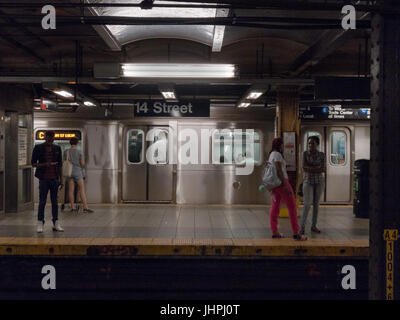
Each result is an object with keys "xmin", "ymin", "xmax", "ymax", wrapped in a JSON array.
[
  {"xmin": 133, "ymin": 100, "xmax": 210, "ymax": 117},
  {"xmin": 299, "ymin": 105, "xmax": 370, "ymax": 120}
]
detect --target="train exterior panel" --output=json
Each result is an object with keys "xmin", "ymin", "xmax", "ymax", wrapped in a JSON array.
[{"xmin": 33, "ymin": 107, "xmax": 275, "ymax": 205}]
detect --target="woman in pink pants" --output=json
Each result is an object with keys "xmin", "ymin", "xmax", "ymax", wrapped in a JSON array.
[{"xmin": 268, "ymin": 137, "xmax": 307, "ymax": 241}]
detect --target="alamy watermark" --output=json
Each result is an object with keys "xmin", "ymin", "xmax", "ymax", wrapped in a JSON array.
[
  {"xmin": 143, "ymin": 124, "xmax": 256, "ymax": 176},
  {"xmin": 41, "ymin": 5, "xmax": 56, "ymax": 30}
]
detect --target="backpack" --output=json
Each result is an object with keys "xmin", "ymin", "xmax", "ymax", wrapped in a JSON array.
[
  {"xmin": 62, "ymin": 149, "xmax": 73, "ymax": 177},
  {"xmin": 262, "ymin": 161, "xmax": 282, "ymax": 191}
]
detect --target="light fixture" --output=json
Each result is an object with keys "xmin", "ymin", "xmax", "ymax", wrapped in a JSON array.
[
  {"xmin": 54, "ymin": 90, "xmax": 73, "ymax": 98},
  {"xmin": 236, "ymin": 85, "xmax": 269, "ymax": 109},
  {"xmin": 161, "ymin": 92, "xmax": 176, "ymax": 100},
  {"xmin": 159, "ymin": 83, "xmax": 177, "ymax": 101},
  {"xmin": 84, "ymin": 101, "xmax": 96, "ymax": 107},
  {"xmin": 246, "ymin": 91, "xmax": 264, "ymax": 100},
  {"xmin": 122, "ymin": 63, "xmax": 237, "ymax": 78},
  {"xmin": 238, "ymin": 102, "xmax": 251, "ymax": 108}
]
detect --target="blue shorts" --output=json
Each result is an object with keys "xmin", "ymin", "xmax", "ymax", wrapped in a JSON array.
[{"xmin": 68, "ymin": 167, "xmax": 84, "ymax": 181}]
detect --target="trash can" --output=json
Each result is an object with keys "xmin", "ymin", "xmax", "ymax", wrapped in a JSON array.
[{"xmin": 353, "ymin": 159, "xmax": 369, "ymax": 218}]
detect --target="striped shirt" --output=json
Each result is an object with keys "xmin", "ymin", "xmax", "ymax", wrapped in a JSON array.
[{"xmin": 302, "ymin": 151, "xmax": 325, "ymax": 185}]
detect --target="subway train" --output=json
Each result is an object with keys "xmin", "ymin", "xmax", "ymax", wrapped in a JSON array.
[{"xmin": 33, "ymin": 108, "xmax": 370, "ymax": 205}]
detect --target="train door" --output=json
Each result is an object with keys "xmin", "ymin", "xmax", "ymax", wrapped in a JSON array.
[
  {"xmin": 326, "ymin": 127, "xmax": 351, "ymax": 202},
  {"xmin": 301, "ymin": 126, "xmax": 351, "ymax": 203},
  {"xmin": 123, "ymin": 126, "xmax": 173, "ymax": 202}
]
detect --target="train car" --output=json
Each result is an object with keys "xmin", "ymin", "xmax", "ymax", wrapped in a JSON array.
[{"xmin": 33, "ymin": 107, "xmax": 275, "ymax": 205}]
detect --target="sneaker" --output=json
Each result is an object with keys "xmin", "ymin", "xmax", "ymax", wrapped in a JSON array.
[
  {"xmin": 311, "ymin": 226, "xmax": 321, "ymax": 233},
  {"xmin": 53, "ymin": 221, "xmax": 64, "ymax": 232},
  {"xmin": 37, "ymin": 221, "xmax": 44, "ymax": 233},
  {"xmin": 83, "ymin": 208, "xmax": 94, "ymax": 213}
]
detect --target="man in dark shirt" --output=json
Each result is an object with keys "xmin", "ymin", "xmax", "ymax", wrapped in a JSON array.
[{"xmin": 31, "ymin": 131, "xmax": 64, "ymax": 233}]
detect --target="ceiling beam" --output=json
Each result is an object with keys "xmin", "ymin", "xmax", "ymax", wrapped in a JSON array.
[
  {"xmin": 0, "ymin": 76, "xmax": 315, "ymax": 86},
  {"xmin": 0, "ymin": 9, "xmax": 50, "ymax": 48},
  {"xmin": 86, "ymin": 3, "xmax": 122, "ymax": 51},
  {"xmin": 0, "ymin": 16, "xmax": 371, "ymax": 30},
  {"xmin": 0, "ymin": 1, "xmax": 384, "ymax": 12},
  {"xmin": 290, "ymin": 13, "xmax": 370, "ymax": 76},
  {"xmin": 212, "ymin": 7, "xmax": 230, "ymax": 52},
  {"xmin": 0, "ymin": 33, "xmax": 45, "ymax": 63}
]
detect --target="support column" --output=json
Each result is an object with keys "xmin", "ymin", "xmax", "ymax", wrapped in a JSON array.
[
  {"xmin": 276, "ymin": 86, "xmax": 300, "ymax": 194},
  {"xmin": 0, "ymin": 84, "xmax": 34, "ymax": 213},
  {"xmin": 369, "ymin": 2, "xmax": 400, "ymax": 300},
  {"xmin": 4, "ymin": 112, "xmax": 18, "ymax": 212}
]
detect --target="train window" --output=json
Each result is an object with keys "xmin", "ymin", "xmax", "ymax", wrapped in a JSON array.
[
  {"xmin": 149, "ymin": 129, "xmax": 169, "ymax": 165},
  {"xmin": 330, "ymin": 131, "xmax": 346, "ymax": 165},
  {"xmin": 213, "ymin": 130, "xmax": 233, "ymax": 164},
  {"xmin": 127, "ymin": 129, "xmax": 144, "ymax": 164},
  {"xmin": 304, "ymin": 131, "xmax": 321, "ymax": 151},
  {"xmin": 212, "ymin": 130, "xmax": 261, "ymax": 165}
]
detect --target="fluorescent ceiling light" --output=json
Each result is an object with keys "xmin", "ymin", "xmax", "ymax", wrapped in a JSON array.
[
  {"xmin": 84, "ymin": 101, "xmax": 96, "ymax": 107},
  {"xmin": 246, "ymin": 91, "xmax": 264, "ymax": 100},
  {"xmin": 238, "ymin": 102, "xmax": 251, "ymax": 108},
  {"xmin": 122, "ymin": 63, "xmax": 236, "ymax": 78},
  {"xmin": 54, "ymin": 90, "xmax": 73, "ymax": 98}
]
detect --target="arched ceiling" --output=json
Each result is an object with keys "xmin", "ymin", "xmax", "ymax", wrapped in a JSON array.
[{"xmin": 89, "ymin": 0, "xmax": 219, "ymax": 47}]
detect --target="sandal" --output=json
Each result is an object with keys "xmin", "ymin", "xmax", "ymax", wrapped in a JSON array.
[
  {"xmin": 272, "ymin": 233, "xmax": 284, "ymax": 239},
  {"xmin": 293, "ymin": 234, "xmax": 307, "ymax": 241}
]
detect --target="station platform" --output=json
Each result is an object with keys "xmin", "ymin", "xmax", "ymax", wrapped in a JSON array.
[{"xmin": 0, "ymin": 205, "xmax": 369, "ymax": 257}]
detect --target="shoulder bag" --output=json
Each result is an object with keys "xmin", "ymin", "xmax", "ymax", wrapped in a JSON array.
[
  {"xmin": 62, "ymin": 149, "xmax": 73, "ymax": 178},
  {"xmin": 262, "ymin": 161, "xmax": 282, "ymax": 191}
]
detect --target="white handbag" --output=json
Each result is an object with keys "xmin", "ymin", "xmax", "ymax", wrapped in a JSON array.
[
  {"xmin": 62, "ymin": 149, "xmax": 73, "ymax": 177},
  {"xmin": 262, "ymin": 161, "xmax": 282, "ymax": 191}
]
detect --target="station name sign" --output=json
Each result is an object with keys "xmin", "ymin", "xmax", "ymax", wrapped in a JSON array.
[
  {"xmin": 299, "ymin": 105, "xmax": 370, "ymax": 120},
  {"xmin": 36, "ymin": 130, "xmax": 82, "ymax": 141},
  {"xmin": 133, "ymin": 100, "xmax": 210, "ymax": 118}
]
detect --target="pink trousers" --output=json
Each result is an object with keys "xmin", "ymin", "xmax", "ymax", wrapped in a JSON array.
[{"xmin": 269, "ymin": 179, "xmax": 300, "ymax": 234}]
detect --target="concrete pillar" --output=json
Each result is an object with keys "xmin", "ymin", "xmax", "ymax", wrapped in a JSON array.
[
  {"xmin": 4, "ymin": 112, "xmax": 19, "ymax": 212},
  {"xmin": 369, "ymin": 2, "xmax": 400, "ymax": 300},
  {"xmin": 0, "ymin": 84, "xmax": 34, "ymax": 213}
]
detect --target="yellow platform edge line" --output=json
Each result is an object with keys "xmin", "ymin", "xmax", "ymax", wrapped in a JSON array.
[{"xmin": 0, "ymin": 240, "xmax": 369, "ymax": 257}]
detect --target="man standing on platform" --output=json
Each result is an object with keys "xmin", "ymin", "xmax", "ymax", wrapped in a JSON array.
[{"xmin": 31, "ymin": 131, "xmax": 64, "ymax": 233}]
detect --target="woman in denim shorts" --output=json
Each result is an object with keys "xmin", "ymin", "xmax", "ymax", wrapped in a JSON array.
[{"xmin": 64, "ymin": 138, "xmax": 94, "ymax": 213}]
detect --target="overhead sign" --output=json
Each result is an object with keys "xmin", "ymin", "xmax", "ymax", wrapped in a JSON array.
[
  {"xmin": 36, "ymin": 130, "xmax": 82, "ymax": 141},
  {"xmin": 299, "ymin": 105, "xmax": 370, "ymax": 120},
  {"xmin": 133, "ymin": 100, "xmax": 210, "ymax": 117}
]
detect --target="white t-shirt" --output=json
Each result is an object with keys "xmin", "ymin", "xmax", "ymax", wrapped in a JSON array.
[{"xmin": 268, "ymin": 151, "xmax": 288, "ymax": 179}]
